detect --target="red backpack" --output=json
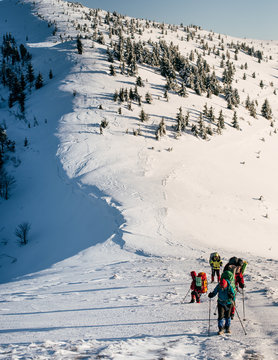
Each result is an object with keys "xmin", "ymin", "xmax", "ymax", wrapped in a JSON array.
[{"xmin": 195, "ymin": 272, "xmax": 208, "ymax": 293}]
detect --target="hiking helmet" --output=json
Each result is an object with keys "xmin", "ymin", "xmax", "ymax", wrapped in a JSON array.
[
  {"xmin": 191, "ymin": 271, "xmax": 197, "ymax": 278},
  {"xmin": 220, "ymin": 279, "xmax": 228, "ymax": 289}
]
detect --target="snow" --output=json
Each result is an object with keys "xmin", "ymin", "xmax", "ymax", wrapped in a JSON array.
[{"xmin": 0, "ymin": 0, "xmax": 278, "ymax": 358}]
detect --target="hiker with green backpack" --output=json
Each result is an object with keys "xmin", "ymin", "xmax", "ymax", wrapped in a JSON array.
[
  {"xmin": 222, "ymin": 257, "xmax": 248, "ymax": 320},
  {"xmin": 208, "ymin": 278, "xmax": 236, "ymax": 334}
]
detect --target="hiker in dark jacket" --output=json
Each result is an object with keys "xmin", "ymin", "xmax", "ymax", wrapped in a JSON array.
[
  {"xmin": 208, "ymin": 278, "xmax": 236, "ymax": 334},
  {"xmin": 223, "ymin": 257, "xmax": 243, "ymax": 275}
]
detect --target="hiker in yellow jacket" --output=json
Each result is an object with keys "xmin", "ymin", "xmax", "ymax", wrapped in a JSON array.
[{"xmin": 209, "ymin": 252, "xmax": 223, "ymax": 283}]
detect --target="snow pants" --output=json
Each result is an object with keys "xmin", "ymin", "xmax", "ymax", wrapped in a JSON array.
[
  {"xmin": 191, "ymin": 290, "xmax": 201, "ymax": 303},
  {"xmin": 217, "ymin": 302, "xmax": 232, "ymax": 330},
  {"xmin": 211, "ymin": 268, "xmax": 220, "ymax": 282}
]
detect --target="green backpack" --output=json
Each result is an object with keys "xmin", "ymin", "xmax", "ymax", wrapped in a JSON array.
[{"xmin": 221, "ymin": 270, "xmax": 236, "ymax": 291}]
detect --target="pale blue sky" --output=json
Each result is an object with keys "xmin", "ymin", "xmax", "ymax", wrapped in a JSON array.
[{"xmin": 78, "ymin": 0, "xmax": 277, "ymax": 40}]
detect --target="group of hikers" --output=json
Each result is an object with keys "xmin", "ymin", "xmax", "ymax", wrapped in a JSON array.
[{"xmin": 189, "ymin": 252, "xmax": 247, "ymax": 335}]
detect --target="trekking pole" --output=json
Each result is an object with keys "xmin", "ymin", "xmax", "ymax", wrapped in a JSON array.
[
  {"xmin": 181, "ymin": 288, "xmax": 191, "ymax": 303},
  {"xmin": 208, "ymin": 298, "xmax": 211, "ymax": 336},
  {"xmin": 242, "ymin": 288, "xmax": 246, "ymax": 321},
  {"xmin": 234, "ymin": 306, "xmax": 247, "ymax": 335}
]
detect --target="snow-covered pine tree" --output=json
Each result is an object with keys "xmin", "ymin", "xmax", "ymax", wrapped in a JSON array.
[
  {"xmin": 217, "ymin": 110, "xmax": 225, "ymax": 129},
  {"xmin": 249, "ymin": 101, "xmax": 257, "ymax": 118},
  {"xmin": 136, "ymin": 76, "xmax": 144, "ymax": 87},
  {"xmin": 261, "ymin": 99, "xmax": 272, "ymax": 119},
  {"xmin": 76, "ymin": 36, "xmax": 83, "ymax": 54},
  {"xmin": 178, "ymin": 82, "xmax": 188, "ymax": 97},
  {"xmin": 139, "ymin": 108, "xmax": 149, "ymax": 122},
  {"xmin": 109, "ymin": 64, "xmax": 116, "ymax": 76},
  {"xmin": 145, "ymin": 92, "xmax": 152, "ymax": 104},
  {"xmin": 26, "ymin": 63, "xmax": 35, "ymax": 86},
  {"xmin": 35, "ymin": 72, "xmax": 43, "ymax": 89},
  {"xmin": 155, "ymin": 118, "xmax": 167, "ymax": 140},
  {"xmin": 232, "ymin": 111, "xmax": 239, "ymax": 129}
]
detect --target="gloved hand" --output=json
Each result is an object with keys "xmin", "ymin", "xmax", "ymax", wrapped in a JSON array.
[{"xmin": 208, "ymin": 292, "xmax": 213, "ymax": 298}]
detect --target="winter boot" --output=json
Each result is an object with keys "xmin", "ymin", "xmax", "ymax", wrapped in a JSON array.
[
  {"xmin": 225, "ymin": 327, "xmax": 231, "ymax": 334},
  {"xmin": 211, "ymin": 275, "xmax": 214, "ymax": 283},
  {"xmin": 218, "ymin": 328, "xmax": 224, "ymax": 335}
]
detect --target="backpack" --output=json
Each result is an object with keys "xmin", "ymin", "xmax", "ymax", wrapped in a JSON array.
[
  {"xmin": 195, "ymin": 272, "xmax": 208, "ymax": 293},
  {"xmin": 229, "ymin": 256, "xmax": 238, "ymax": 266},
  {"xmin": 221, "ymin": 270, "xmax": 236, "ymax": 292},
  {"xmin": 241, "ymin": 260, "xmax": 248, "ymax": 274}
]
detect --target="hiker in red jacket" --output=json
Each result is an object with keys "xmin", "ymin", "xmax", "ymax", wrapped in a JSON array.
[{"xmin": 190, "ymin": 271, "xmax": 202, "ymax": 303}]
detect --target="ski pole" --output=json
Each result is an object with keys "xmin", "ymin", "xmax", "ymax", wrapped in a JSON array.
[
  {"xmin": 181, "ymin": 288, "xmax": 191, "ymax": 303},
  {"xmin": 234, "ymin": 306, "xmax": 247, "ymax": 335},
  {"xmin": 208, "ymin": 298, "xmax": 211, "ymax": 336},
  {"xmin": 242, "ymin": 288, "xmax": 246, "ymax": 321}
]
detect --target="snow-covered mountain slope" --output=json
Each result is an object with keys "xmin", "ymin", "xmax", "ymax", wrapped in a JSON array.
[{"xmin": 0, "ymin": 0, "xmax": 278, "ymax": 358}]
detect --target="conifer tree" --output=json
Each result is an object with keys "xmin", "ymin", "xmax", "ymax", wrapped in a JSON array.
[
  {"xmin": 77, "ymin": 36, "xmax": 83, "ymax": 54},
  {"xmin": 178, "ymin": 82, "xmax": 188, "ymax": 97},
  {"xmin": 155, "ymin": 118, "xmax": 166, "ymax": 139},
  {"xmin": 176, "ymin": 107, "xmax": 185, "ymax": 132},
  {"xmin": 35, "ymin": 72, "xmax": 43, "ymax": 89},
  {"xmin": 208, "ymin": 106, "xmax": 215, "ymax": 122},
  {"xmin": 145, "ymin": 92, "xmax": 152, "ymax": 104},
  {"xmin": 245, "ymin": 95, "xmax": 251, "ymax": 109},
  {"xmin": 18, "ymin": 91, "xmax": 26, "ymax": 113},
  {"xmin": 191, "ymin": 124, "xmax": 198, "ymax": 137},
  {"xmin": 113, "ymin": 90, "xmax": 119, "ymax": 102},
  {"xmin": 203, "ymin": 103, "xmax": 208, "ymax": 117},
  {"xmin": 107, "ymin": 48, "xmax": 114, "ymax": 62},
  {"xmin": 139, "ymin": 108, "xmax": 149, "ymax": 122},
  {"xmin": 136, "ymin": 76, "xmax": 144, "ymax": 87},
  {"xmin": 0, "ymin": 126, "xmax": 7, "ymax": 153},
  {"xmin": 249, "ymin": 101, "xmax": 257, "ymax": 118},
  {"xmin": 232, "ymin": 111, "xmax": 239, "ymax": 129},
  {"xmin": 217, "ymin": 110, "xmax": 225, "ymax": 129},
  {"xmin": 185, "ymin": 111, "xmax": 190, "ymax": 126},
  {"xmin": 194, "ymin": 77, "xmax": 202, "ymax": 95},
  {"xmin": 109, "ymin": 64, "xmax": 116, "ymax": 76},
  {"xmin": 26, "ymin": 63, "xmax": 35, "ymax": 86},
  {"xmin": 198, "ymin": 113, "xmax": 204, "ymax": 134},
  {"xmin": 261, "ymin": 99, "xmax": 272, "ymax": 119},
  {"xmin": 20, "ymin": 74, "xmax": 26, "ymax": 91}
]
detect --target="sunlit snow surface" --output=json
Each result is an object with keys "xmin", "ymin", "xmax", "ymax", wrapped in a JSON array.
[{"xmin": 0, "ymin": 0, "xmax": 278, "ymax": 358}]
